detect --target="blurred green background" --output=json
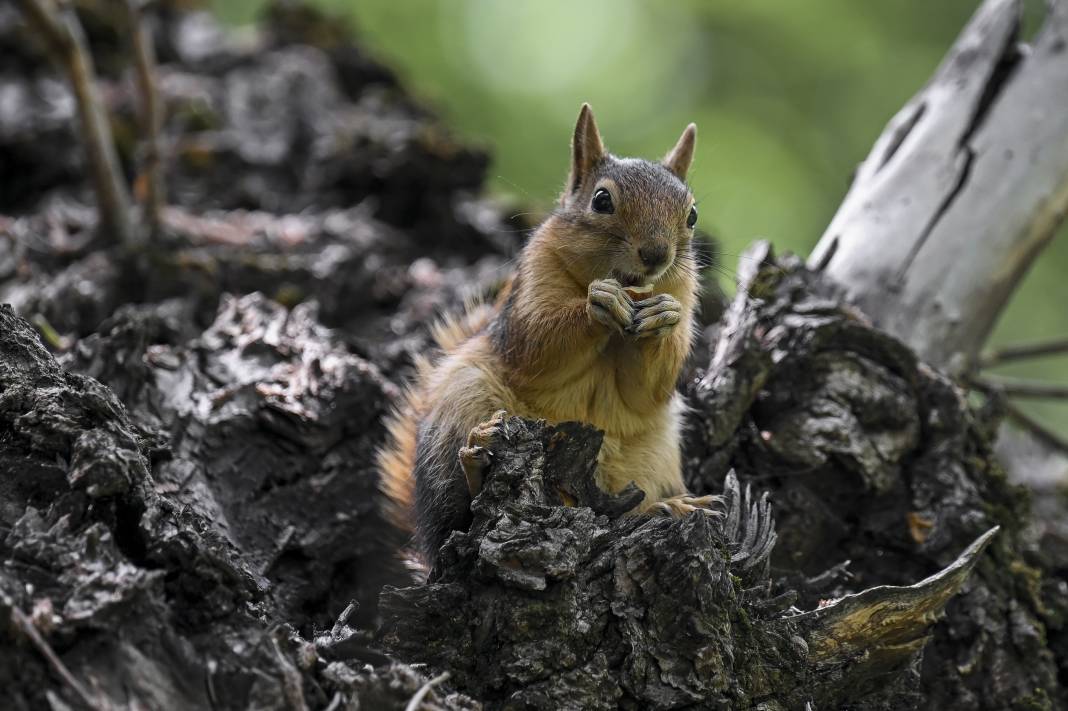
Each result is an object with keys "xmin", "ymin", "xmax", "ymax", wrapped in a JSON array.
[{"xmin": 215, "ymin": 0, "xmax": 1068, "ymax": 435}]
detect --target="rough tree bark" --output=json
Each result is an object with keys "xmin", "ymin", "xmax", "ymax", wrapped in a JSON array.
[
  {"xmin": 379, "ymin": 412, "xmax": 998, "ymax": 709},
  {"xmin": 1, "ymin": 1, "xmax": 1067, "ymax": 710},
  {"xmin": 0, "ymin": 300, "xmax": 482, "ymax": 710},
  {"xmin": 685, "ymin": 244, "xmax": 1065, "ymax": 709},
  {"xmin": 806, "ymin": 0, "xmax": 1068, "ymax": 567}
]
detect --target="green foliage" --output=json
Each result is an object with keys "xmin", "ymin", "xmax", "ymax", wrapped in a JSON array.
[{"xmin": 213, "ymin": 0, "xmax": 1068, "ymax": 435}]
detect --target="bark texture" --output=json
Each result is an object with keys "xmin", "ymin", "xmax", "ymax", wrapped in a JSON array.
[
  {"xmin": 808, "ymin": 0, "xmax": 1068, "ymax": 372},
  {"xmin": 0, "ymin": 2, "xmax": 1066, "ymax": 710},
  {"xmin": 379, "ymin": 415, "xmax": 997, "ymax": 710},
  {"xmin": 378, "ymin": 246, "xmax": 1066, "ymax": 710},
  {"xmin": 1, "ymin": 298, "xmax": 483, "ymax": 709},
  {"xmin": 685, "ymin": 244, "xmax": 1066, "ymax": 709}
]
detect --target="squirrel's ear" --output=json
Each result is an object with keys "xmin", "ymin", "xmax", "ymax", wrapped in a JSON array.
[
  {"xmin": 566, "ymin": 103, "xmax": 605, "ymax": 196},
  {"xmin": 663, "ymin": 123, "xmax": 697, "ymax": 181}
]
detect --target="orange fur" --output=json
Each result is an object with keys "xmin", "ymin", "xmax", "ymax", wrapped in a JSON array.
[
  {"xmin": 494, "ymin": 217, "xmax": 698, "ymax": 501},
  {"xmin": 376, "ymin": 295, "xmax": 502, "ymax": 534},
  {"xmin": 377, "ymin": 105, "xmax": 704, "ymax": 560}
]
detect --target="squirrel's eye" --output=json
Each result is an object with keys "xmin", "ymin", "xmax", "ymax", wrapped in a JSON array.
[
  {"xmin": 687, "ymin": 205, "xmax": 698, "ymax": 228},
  {"xmin": 591, "ymin": 188, "xmax": 614, "ymax": 214}
]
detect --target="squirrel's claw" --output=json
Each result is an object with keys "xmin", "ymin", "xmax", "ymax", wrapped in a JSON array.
[
  {"xmin": 629, "ymin": 294, "xmax": 682, "ymax": 338},
  {"xmin": 459, "ymin": 445, "xmax": 491, "ymax": 497},
  {"xmin": 587, "ymin": 278, "xmax": 634, "ymax": 333},
  {"xmin": 654, "ymin": 493, "xmax": 725, "ymax": 518},
  {"xmin": 459, "ymin": 410, "xmax": 508, "ymax": 497}
]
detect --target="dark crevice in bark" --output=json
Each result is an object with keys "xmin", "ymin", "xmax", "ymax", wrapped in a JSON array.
[
  {"xmin": 962, "ymin": 35, "xmax": 1026, "ymax": 146},
  {"xmin": 0, "ymin": 2, "xmax": 1066, "ymax": 709},
  {"xmin": 894, "ymin": 144, "xmax": 976, "ymax": 284},
  {"xmin": 895, "ymin": 21, "xmax": 1025, "ymax": 284},
  {"xmin": 877, "ymin": 101, "xmax": 927, "ymax": 173},
  {"xmin": 683, "ymin": 244, "xmax": 1065, "ymax": 709}
]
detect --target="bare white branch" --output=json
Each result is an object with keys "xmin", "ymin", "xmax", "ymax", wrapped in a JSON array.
[{"xmin": 809, "ymin": 0, "xmax": 1068, "ymax": 373}]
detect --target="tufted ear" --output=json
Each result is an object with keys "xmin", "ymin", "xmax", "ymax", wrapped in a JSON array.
[
  {"xmin": 663, "ymin": 123, "xmax": 697, "ymax": 181},
  {"xmin": 565, "ymin": 103, "xmax": 605, "ymax": 196}
]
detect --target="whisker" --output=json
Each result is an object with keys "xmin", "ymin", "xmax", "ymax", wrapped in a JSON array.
[
  {"xmin": 495, "ymin": 176, "xmax": 536, "ymax": 201},
  {"xmin": 507, "ymin": 210, "xmax": 546, "ymax": 221},
  {"xmin": 491, "ymin": 225, "xmax": 541, "ymax": 236}
]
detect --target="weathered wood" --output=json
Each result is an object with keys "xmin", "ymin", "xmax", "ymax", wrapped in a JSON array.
[
  {"xmin": 13, "ymin": 0, "xmax": 133, "ymax": 244},
  {"xmin": 809, "ymin": 0, "xmax": 1068, "ymax": 372},
  {"xmin": 0, "ymin": 298, "xmax": 484, "ymax": 710},
  {"xmin": 124, "ymin": 0, "xmax": 165, "ymax": 232},
  {"xmin": 1, "ymin": 2, "xmax": 1066, "ymax": 709},
  {"xmin": 379, "ymin": 413, "xmax": 997, "ymax": 709},
  {"xmin": 684, "ymin": 247, "xmax": 1063, "ymax": 709}
]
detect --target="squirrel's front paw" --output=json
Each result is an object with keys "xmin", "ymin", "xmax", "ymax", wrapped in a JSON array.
[
  {"xmin": 587, "ymin": 279, "xmax": 634, "ymax": 334},
  {"xmin": 628, "ymin": 294, "xmax": 682, "ymax": 339},
  {"xmin": 459, "ymin": 410, "xmax": 507, "ymax": 497},
  {"xmin": 654, "ymin": 493, "xmax": 724, "ymax": 518}
]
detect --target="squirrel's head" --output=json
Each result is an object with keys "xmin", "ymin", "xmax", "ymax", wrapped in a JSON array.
[{"xmin": 550, "ymin": 103, "xmax": 698, "ymax": 293}]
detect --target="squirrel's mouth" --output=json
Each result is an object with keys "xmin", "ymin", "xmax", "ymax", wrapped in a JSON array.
[{"xmin": 612, "ymin": 271, "xmax": 653, "ymax": 290}]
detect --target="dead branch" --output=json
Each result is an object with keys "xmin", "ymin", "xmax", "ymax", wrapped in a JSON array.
[
  {"xmin": 808, "ymin": 0, "xmax": 1068, "ymax": 374},
  {"xmin": 405, "ymin": 672, "xmax": 452, "ymax": 711},
  {"xmin": 789, "ymin": 526, "xmax": 999, "ymax": 663},
  {"xmin": 978, "ymin": 337, "xmax": 1068, "ymax": 368},
  {"xmin": 14, "ymin": 0, "xmax": 134, "ymax": 245},
  {"xmin": 968, "ymin": 375, "xmax": 1068, "ymax": 454},
  {"xmin": 973, "ymin": 375, "xmax": 1068, "ymax": 399},
  {"xmin": 269, "ymin": 636, "xmax": 309, "ymax": 711},
  {"xmin": 9, "ymin": 605, "xmax": 105, "ymax": 710},
  {"xmin": 123, "ymin": 0, "xmax": 165, "ymax": 231},
  {"xmin": 1002, "ymin": 399, "xmax": 1068, "ymax": 455}
]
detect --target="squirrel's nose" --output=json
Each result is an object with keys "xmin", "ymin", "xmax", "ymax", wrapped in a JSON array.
[{"xmin": 638, "ymin": 244, "xmax": 669, "ymax": 271}]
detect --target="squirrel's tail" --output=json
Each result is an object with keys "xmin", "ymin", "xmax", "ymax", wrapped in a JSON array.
[
  {"xmin": 375, "ymin": 295, "xmax": 501, "ymax": 538},
  {"xmin": 376, "ymin": 378, "xmax": 423, "ymax": 537},
  {"xmin": 429, "ymin": 299, "xmax": 498, "ymax": 352}
]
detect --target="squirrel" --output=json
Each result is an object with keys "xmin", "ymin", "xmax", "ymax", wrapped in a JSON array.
[{"xmin": 377, "ymin": 104, "xmax": 716, "ymax": 570}]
